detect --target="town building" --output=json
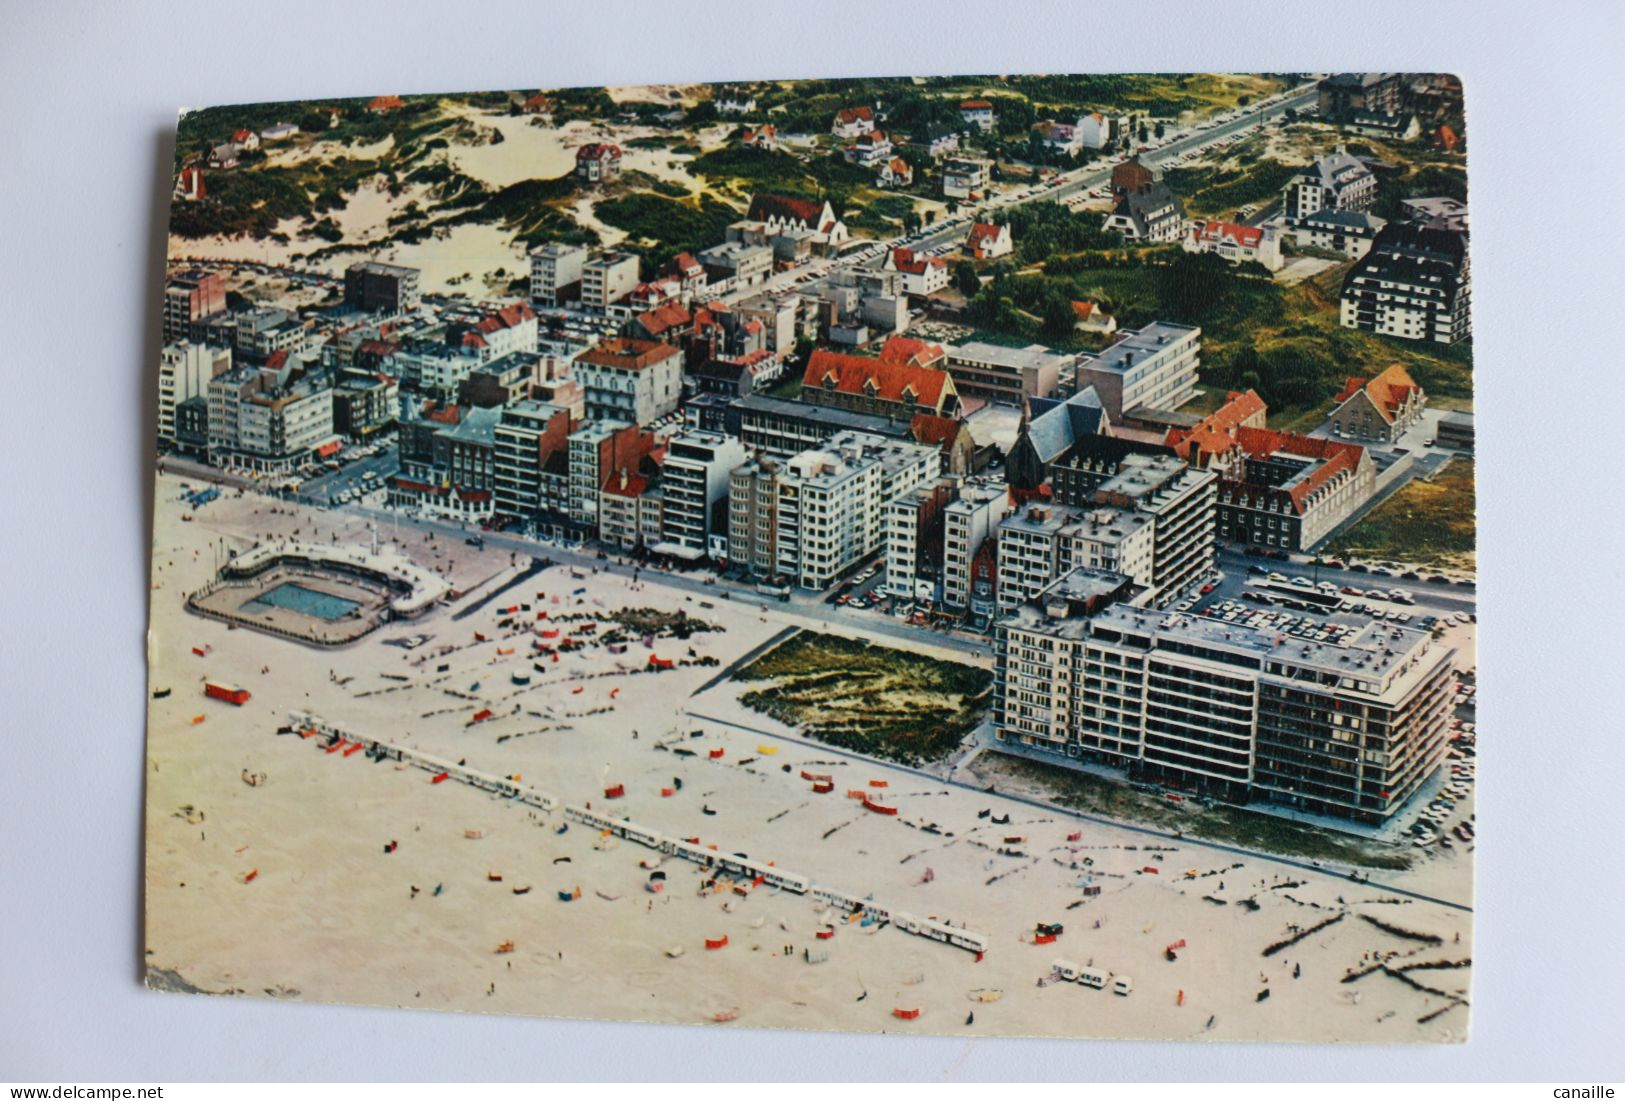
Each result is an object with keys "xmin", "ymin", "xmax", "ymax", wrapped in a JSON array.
[
  {"xmin": 206, "ymin": 362, "xmax": 336, "ymax": 471},
  {"xmin": 158, "ymin": 342, "xmax": 233, "ymax": 447},
  {"xmin": 529, "ymin": 242, "xmax": 588, "ymax": 306},
  {"xmin": 883, "ymin": 247, "xmax": 948, "ymax": 296},
  {"xmin": 799, "ymin": 343, "xmax": 960, "ymax": 422},
  {"xmin": 1077, "ymin": 112, "xmax": 1112, "ymax": 149},
  {"xmin": 344, "ymin": 261, "xmax": 421, "ymax": 314},
  {"xmin": 657, "ymin": 430, "xmax": 749, "ymax": 560},
  {"xmin": 959, "ymin": 100, "xmax": 995, "ymax": 131},
  {"xmin": 1209, "ymin": 430, "xmax": 1376, "ymax": 551},
  {"xmin": 991, "ymin": 576, "xmax": 1455, "ymax": 822},
  {"xmin": 746, "ymin": 194, "xmax": 849, "ymax": 254},
  {"xmin": 943, "ymin": 341, "xmax": 1069, "ymax": 402},
  {"xmin": 574, "ymin": 143, "xmax": 622, "ymax": 183},
  {"xmin": 567, "ymin": 419, "xmax": 655, "ymax": 527},
  {"xmin": 1183, "ymin": 220, "xmax": 1283, "ymax": 271},
  {"xmin": 965, "ymin": 222, "xmax": 1013, "ymax": 260},
  {"xmin": 1316, "ymin": 73, "xmax": 1405, "ymax": 120},
  {"xmin": 942, "ymin": 483, "xmax": 1013, "ymax": 615},
  {"xmin": 1290, "ymin": 209, "xmax": 1387, "ymax": 259},
  {"xmin": 1436, "ymin": 411, "xmax": 1474, "ymax": 452},
  {"xmin": 882, "ymin": 479, "xmax": 957, "ymax": 601},
  {"xmin": 332, "ymin": 371, "xmax": 399, "ymax": 439},
  {"xmin": 1032, "ymin": 120, "xmax": 1081, "ymax": 156},
  {"xmin": 492, "ymin": 401, "xmax": 571, "ymax": 527},
  {"xmin": 164, "ymin": 268, "xmax": 228, "ymax": 344},
  {"xmin": 1339, "ymin": 223, "xmax": 1471, "ymax": 344},
  {"xmin": 233, "ymin": 307, "xmax": 309, "ymax": 361},
  {"xmin": 877, "ymin": 157, "xmax": 913, "ymax": 188},
  {"xmin": 173, "ymin": 167, "xmax": 205, "ymax": 203},
  {"xmin": 576, "ymin": 337, "xmax": 683, "ymax": 426},
  {"xmin": 1329, "ymin": 365, "xmax": 1427, "ymax": 443},
  {"xmin": 697, "ymin": 241, "xmax": 773, "ymax": 288},
  {"xmin": 1070, "ymin": 300, "xmax": 1117, "ymax": 335},
  {"xmin": 730, "ymin": 432, "xmax": 941, "ymax": 588},
  {"xmin": 831, "ymin": 105, "xmax": 877, "ymax": 139},
  {"xmin": 599, "ymin": 470, "xmax": 663, "ymax": 552},
  {"xmin": 1399, "ymin": 196, "xmax": 1469, "ymax": 233},
  {"xmin": 1074, "ymin": 321, "xmax": 1202, "ymax": 421},
  {"xmin": 844, "ymin": 129, "xmax": 893, "ymax": 167},
  {"xmin": 1105, "ymin": 159, "xmax": 1186, "ymax": 242},
  {"xmin": 716, "ymin": 87, "xmax": 757, "ymax": 115},
  {"xmin": 580, "ymin": 250, "xmax": 641, "ymax": 313},
  {"xmin": 1281, "ymin": 150, "xmax": 1376, "ymax": 222},
  {"xmin": 942, "ymin": 157, "xmax": 992, "ymax": 200}
]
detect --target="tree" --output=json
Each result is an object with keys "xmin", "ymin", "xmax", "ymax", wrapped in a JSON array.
[
  {"xmin": 1041, "ymin": 292, "xmax": 1078, "ymax": 340},
  {"xmin": 1154, "ymin": 121, "xmax": 1166, "ymax": 139},
  {"xmin": 955, "ymin": 260, "xmax": 982, "ymax": 297}
]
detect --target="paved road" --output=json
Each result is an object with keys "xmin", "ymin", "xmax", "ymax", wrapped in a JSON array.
[
  {"xmin": 1210, "ymin": 547, "xmax": 1476, "ymax": 618},
  {"xmin": 298, "ymin": 444, "xmax": 400, "ymax": 504},
  {"xmin": 687, "ymin": 709, "xmax": 1472, "ymax": 914},
  {"xmin": 714, "ymin": 83, "xmax": 1320, "ymax": 308}
]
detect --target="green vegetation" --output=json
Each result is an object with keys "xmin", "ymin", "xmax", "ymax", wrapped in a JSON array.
[
  {"xmin": 992, "ymin": 202, "xmax": 1122, "ymax": 266},
  {"xmin": 439, "ymin": 174, "xmax": 594, "ymax": 249},
  {"xmin": 1329, "ymin": 460, "xmax": 1476, "ymax": 570},
  {"xmin": 980, "ymin": 755, "xmax": 1414, "ymax": 870},
  {"xmin": 1163, "ymin": 158, "xmax": 1298, "ymax": 216},
  {"xmin": 689, "ymin": 145, "xmax": 873, "ymax": 209},
  {"xmin": 594, "ymin": 193, "xmax": 740, "ymax": 270},
  {"xmin": 733, "ymin": 632, "xmax": 993, "ymax": 766}
]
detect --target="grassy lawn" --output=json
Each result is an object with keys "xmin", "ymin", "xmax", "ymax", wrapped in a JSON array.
[
  {"xmin": 732, "ymin": 632, "xmax": 993, "ymax": 766},
  {"xmin": 977, "ymin": 754, "xmax": 1414, "ymax": 870},
  {"xmin": 1329, "ymin": 459, "xmax": 1476, "ymax": 571}
]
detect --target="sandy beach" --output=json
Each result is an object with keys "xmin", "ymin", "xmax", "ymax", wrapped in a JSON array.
[{"xmin": 144, "ymin": 474, "xmax": 1472, "ymax": 1042}]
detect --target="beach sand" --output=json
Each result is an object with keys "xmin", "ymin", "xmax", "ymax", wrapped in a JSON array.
[{"xmin": 144, "ymin": 474, "xmax": 1472, "ymax": 1042}]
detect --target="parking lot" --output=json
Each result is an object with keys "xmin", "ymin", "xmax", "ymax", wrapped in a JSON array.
[{"xmin": 297, "ymin": 441, "xmax": 399, "ymax": 505}]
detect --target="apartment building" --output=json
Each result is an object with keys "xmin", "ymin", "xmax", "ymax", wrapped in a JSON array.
[
  {"xmin": 991, "ymin": 583, "xmax": 1456, "ymax": 823},
  {"xmin": 492, "ymin": 401, "xmax": 571, "ymax": 527},
  {"xmin": 566, "ymin": 419, "xmax": 644, "ymax": 526},
  {"xmin": 1282, "ymin": 151, "xmax": 1376, "ymax": 222},
  {"xmin": 941, "ymin": 483, "xmax": 1012, "ymax": 614},
  {"xmin": 659, "ymin": 430, "xmax": 748, "ymax": 559},
  {"xmin": 158, "ymin": 341, "xmax": 232, "ymax": 447},
  {"xmin": 343, "ymin": 261, "xmax": 421, "ymax": 314},
  {"xmin": 1339, "ymin": 223, "xmax": 1471, "ymax": 345},
  {"xmin": 206, "ymin": 364, "xmax": 335, "ymax": 471},
  {"xmin": 882, "ymin": 479, "xmax": 956, "ymax": 600},
  {"xmin": 529, "ymin": 242, "xmax": 588, "ymax": 306},
  {"xmin": 576, "ymin": 337, "xmax": 683, "ymax": 426},
  {"xmin": 1074, "ymin": 322, "xmax": 1201, "ymax": 421},
  {"xmin": 943, "ymin": 341, "xmax": 1069, "ymax": 402},
  {"xmin": 580, "ymin": 251, "xmax": 641, "ymax": 314},
  {"xmin": 730, "ymin": 432, "xmax": 941, "ymax": 588},
  {"xmin": 163, "ymin": 268, "xmax": 228, "ymax": 344}
]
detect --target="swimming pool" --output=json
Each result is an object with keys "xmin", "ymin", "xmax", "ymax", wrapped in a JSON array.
[{"xmin": 241, "ymin": 582, "xmax": 362, "ymax": 621}]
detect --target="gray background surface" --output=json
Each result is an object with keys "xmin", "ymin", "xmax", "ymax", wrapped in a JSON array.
[{"xmin": 1, "ymin": 0, "xmax": 1622, "ymax": 1081}]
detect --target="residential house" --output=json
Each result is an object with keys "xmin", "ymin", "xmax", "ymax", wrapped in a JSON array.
[
  {"xmin": 1070, "ymin": 301, "xmax": 1117, "ymax": 335},
  {"xmin": 367, "ymin": 95, "xmax": 405, "ymax": 114},
  {"xmin": 799, "ymin": 343, "xmax": 961, "ymax": 421},
  {"xmin": 877, "ymin": 156, "xmax": 913, "ymax": 188},
  {"xmin": 1328, "ymin": 364, "xmax": 1427, "ymax": 443},
  {"xmin": 965, "ymin": 222, "xmax": 1013, "ymax": 260},
  {"xmin": 576, "ymin": 337, "xmax": 683, "ymax": 425},
  {"xmin": 230, "ymin": 129, "xmax": 260, "ymax": 152},
  {"xmin": 1032, "ymin": 120, "xmax": 1081, "ymax": 156},
  {"xmin": 1077, "ymin": 112, "xmax": 1111, "ymax": 149},
  {"xmin": 883, "ymin": 248, "xmax": 948, "ymax": 296},
  {"xmin": 740, "ymin": 124, "xmax": 777, "ymax": 150},
  {"xmin": 959, "ymin": 100, "xmax": 995, "ymax": 132},
  {"xmin": 575, "ymin": 142, "xmax": 622, "ymax": 183},
  {"xmin": 746, "ymin": 193, "xmax": 849, "ymax": 253},
  {"xmin": 259, "ymin": 122, "xmax": 298, "ymax": 142},
  {"xmin": 1183, "ymin": 220, "xmax": 1283, "ymax": 271},
  {"xmin": 717, "ymin": 87, "xmax": 758, "ymax": 115},
  {"xmin": 845, "ymin": 129, "xmax": 893, "ymax": 167},
  {"xmin": 831, "ymin": 105, "xmax": 877, "ymax": 139},
  {"xmin": 1105, "ymin": 161, "xmax": 1186, "ymax": 243},
  {"xmin": 207, "ymin": 143, "xmax": 239, "ymax": 169}
]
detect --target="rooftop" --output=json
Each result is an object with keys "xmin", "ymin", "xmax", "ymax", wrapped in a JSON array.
[{"xmin": 1080, "ymin": 322, "xmax": 1200, "ymax": 378}]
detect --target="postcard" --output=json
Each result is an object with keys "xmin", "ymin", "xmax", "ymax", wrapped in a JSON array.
[{"xmin": 146, "ymin": 72, "xmax": 1474, "ymax": 1041}]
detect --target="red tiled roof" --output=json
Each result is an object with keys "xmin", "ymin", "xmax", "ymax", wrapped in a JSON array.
[
  {"xmin": 578, "ymin": 337, "xmax": 680, "ymax": 371},
  {"xmin": 368, "ymin": 95, "xmax": 404, "ymax": 111},
  {"xmin": 967, "ymin": 222, "xmax": 1005, "ymax": 247},
  {"xmin": 887, "ymin": 156, "xmax": 912, "ymax": 176},
  {"xmin": 1191, "ymin": 220, "xmax": 1264, "ymax": 249},
  {"xmin": 232, "ymin": 129, "xmax": 253, "ymax": 142},
  {"xmin": 635, "ymin": 301, "xmax": 692, "ymax": 337},
  {"xmin": 1164, "ymin": 389, "xmax": 1267, "ymax": 462},
  {"xmin": 576, "ymin": 142, "xmax": 622, "ymax": 161},
  {"xmin": 523, "ymin": 94, "xmax": 551, "ymax": 111},
  {"xmin": 802, "ymin": 348, "xmax": 950, "ymax": 407},
  {"xmin": 357, "ymin": 339, "xmax": 399, "ymax": 358},
  {"xmin": 265, "ymin": 350, "xmax": 289, "ymax": 371},
  {"xmin": 836, "ymin": 106, "xmax": 875, "ymax": 126},
  {"xmin": 422, "ymin": 402, "xmax": 463, "ymax": 426},
  {"xmin": 748, "ymin": 193, "xmax": 826, "ymax": 226},
  {"xmin": 1335, "ymin": 364, "xmax": 1421, "ymax": 423},
  {"xmin": 1220, "ymin": 427, "xmax": 1368, "ymax": 515},
  {"xmin": 910, "ymin": 413, "xmax": 963, "ymax": 447},
  {"xmin": 961, "ymin": 100, "xmax": 993, "ymax": 110},
  {"xmin": 668, "ymin": 251, "xmax": 703, "ymax": 276},
  {"xmin": 1070, "ymin": 300, "xmax": 1098, "ymax": 321},
  {"xmin": 877, "ymin": 335, "xmax": 945, "ymax": 367}
]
